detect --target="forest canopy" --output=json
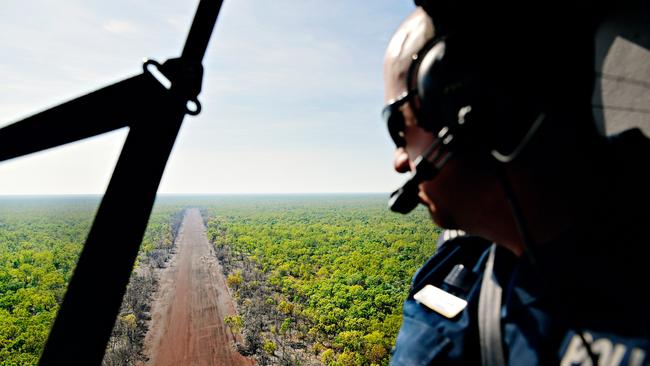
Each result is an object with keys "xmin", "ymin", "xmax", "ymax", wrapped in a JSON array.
[
  {"xmin": 204, "ymin": 194, "xmax": 438, "ymax": 365},
  {"xmin": 0, "ymin": 195, "xmax": 439, "ymax": 366}
]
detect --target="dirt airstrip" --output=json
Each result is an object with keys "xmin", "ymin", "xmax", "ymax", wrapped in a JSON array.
[{"xmin": 142, "ymin": 208, "xmax": 253, "ymax": 366}]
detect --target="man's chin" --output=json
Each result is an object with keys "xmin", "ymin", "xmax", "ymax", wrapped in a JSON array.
[
  {"xmin": 418, "ymin": 191, "xmax": 458, "ymax": 229},
  {"xmin": 426, "ymin": 203, "xmax": 458, "ymax": 230}
]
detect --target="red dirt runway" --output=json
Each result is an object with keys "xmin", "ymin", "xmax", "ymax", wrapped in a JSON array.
[{"xmin": 143, "ymin": 208, "xmax": 253, "ymax": 366}]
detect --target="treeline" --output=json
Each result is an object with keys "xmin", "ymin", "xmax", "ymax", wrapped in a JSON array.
[
  {"xmin": 0, "ymin": 197, "xmax": 184, "ymax": 365},
  {"xmin": 205, "ymin": 195, "xmax": 439, "ymax": 366}
]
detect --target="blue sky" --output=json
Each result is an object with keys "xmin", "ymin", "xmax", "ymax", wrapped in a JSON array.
[{"xmin": 0, "ymin": 0, "xmax": 414, "ymax": 194}]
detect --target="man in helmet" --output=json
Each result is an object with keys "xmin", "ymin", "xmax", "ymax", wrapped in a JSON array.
[{"xmin": 383, "ymin": 5, "xmax": 650, "ymax": 365}]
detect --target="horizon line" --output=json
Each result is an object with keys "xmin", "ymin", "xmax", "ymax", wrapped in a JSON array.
[{"xmin": 0, "ymin": 192, "xmax": 391, "ymax": 197}]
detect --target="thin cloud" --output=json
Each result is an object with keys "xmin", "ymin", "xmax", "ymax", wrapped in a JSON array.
[
  {"xmin": 103, "ymin": 19, "xmax": 139, "ymax": 35},
  {"xmin": 165, "ymin": 16, "xmax": 189, "ymax": 33}
]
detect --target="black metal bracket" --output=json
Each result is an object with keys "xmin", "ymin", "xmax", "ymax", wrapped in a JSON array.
[
  {"xmin": 0, "ymin": 1, "xmax": 225, "ymax": 365},
  {"xmin": 144, "ymin": 57, "xmax": 204, "ymax": 115}
]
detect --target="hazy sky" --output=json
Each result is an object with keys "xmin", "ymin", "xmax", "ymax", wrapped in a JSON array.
[{"xmin": 0, "ymin": 0, "xmax": 414, "ymax": 194}]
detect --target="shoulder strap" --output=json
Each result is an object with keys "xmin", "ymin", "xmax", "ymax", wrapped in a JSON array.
[{"xmin": 478, "ymin": 244, "xmax": 506, "ymax": 366}]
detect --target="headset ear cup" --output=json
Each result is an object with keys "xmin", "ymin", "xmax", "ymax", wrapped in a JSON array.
[
  {"xmin": 413, "ymin": 37, "xmax": 496, "ymax": 154},
  {"xmin": 416, "ymin": 41, "xmax": 446, "ymax": 106},
  {"xmin": 413, "ymin": 41, "xmax": 448, "ymax": 133},
  {"xmin": 412, "ymin": 35, "xmax": 546, "ymax": 159},
  {"xmin": 415, "ymin": 38, "xmax": 477, "ymax": 136}
]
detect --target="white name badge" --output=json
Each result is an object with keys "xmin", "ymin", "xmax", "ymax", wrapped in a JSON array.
[{"xmin": 414, "ymin": 284, "xmax": 468, "ymax": 319}]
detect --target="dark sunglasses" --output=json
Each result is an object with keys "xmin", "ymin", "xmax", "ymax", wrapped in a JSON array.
[{"xmin": 381, "ymin": 91, "xmax": 411, "ymax": 148}]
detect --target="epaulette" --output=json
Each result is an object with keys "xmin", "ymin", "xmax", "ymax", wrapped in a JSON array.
[{"xmin": 411, "ymin": 230, "xmax": 491, "ymax": 292}]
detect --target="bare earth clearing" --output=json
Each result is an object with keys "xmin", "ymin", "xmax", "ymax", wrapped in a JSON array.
[{"xmin": 142, "ymin": 208, "xmax": 254, "ymax": 366}]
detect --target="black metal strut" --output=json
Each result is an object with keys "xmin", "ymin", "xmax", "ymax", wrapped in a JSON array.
[{"xmin": 0, "ymin": 1, "xmax": 225, "ymax": 365}]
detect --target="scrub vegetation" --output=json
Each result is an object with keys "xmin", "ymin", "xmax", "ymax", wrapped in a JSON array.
[{"xmin": 205, "ymin": 195, "xmax": 438, "ymax": 366}]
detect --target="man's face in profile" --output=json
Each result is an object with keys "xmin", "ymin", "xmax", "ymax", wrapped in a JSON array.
[{"xmin": 382, "ymin": 8, "xmax": 506, "ymax": 235}]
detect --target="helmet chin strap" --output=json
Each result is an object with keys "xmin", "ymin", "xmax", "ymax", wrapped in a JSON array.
[{"xmin": 491, "ymin": 113, "xmax": 546, "ymax": 163}]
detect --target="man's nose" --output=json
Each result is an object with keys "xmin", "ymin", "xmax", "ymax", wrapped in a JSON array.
[{"xmin": 394, "ymin": 147, "xmax": 410, "ymax": 173}]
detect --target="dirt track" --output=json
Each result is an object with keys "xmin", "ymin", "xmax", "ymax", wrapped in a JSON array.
[{"xmin": 143, "ymin": 208, "xmax": 254, "ymax": 366}]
